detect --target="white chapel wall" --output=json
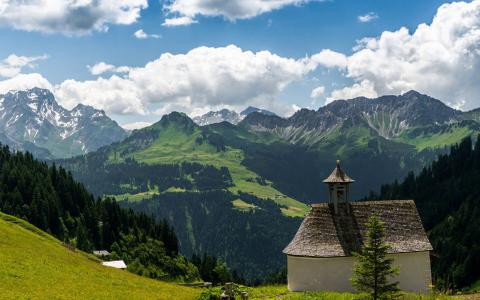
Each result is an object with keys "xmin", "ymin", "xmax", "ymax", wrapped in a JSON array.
[{"xmin": 287, "ymin": 251, "xmax": 431, "ymax": 293}]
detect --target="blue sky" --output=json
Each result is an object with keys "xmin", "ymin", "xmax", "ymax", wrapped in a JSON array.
[{"xmin": 0, "ymin": 0, "xmax": 479, "ymax": 128}]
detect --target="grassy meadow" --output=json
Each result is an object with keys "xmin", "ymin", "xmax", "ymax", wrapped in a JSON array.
[
  {"xmin": 0, "ymin": 212, "xmax": 200, "ymax": 300},
  {"xmin": 108, "ymin": 123, "xmax": 309, "ymax": 216}
]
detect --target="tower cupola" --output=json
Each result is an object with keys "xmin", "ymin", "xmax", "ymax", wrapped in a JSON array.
[{"xmin": 323, "ymin": 160, "xmax": 354, "ymax": 213}]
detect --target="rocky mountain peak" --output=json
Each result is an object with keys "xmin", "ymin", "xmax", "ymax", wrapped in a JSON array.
[
  {"xmin": 193, "ymin": 106, "xmax": 277, "ymax": 126},
  {"xmin": 0, "ymin": 87, "xmax": 127, "ymax": 159}
]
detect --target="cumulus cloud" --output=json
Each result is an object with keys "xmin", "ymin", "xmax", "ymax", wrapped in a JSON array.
[
  {"xmin": 163, "ymin": 0, "xmax": 321, "ymax": 26},
  {"xmin": 326, "ymin": 80, "xmax": 378, "ymax": 104},
  {"xmin": 134, "ymin": 29, "xmax": 161, "ymax": 39},
  {"xmin": 306, "ymin": 49, "xmax": 347, "ymax": 70},
  {"xmin": 0, "ymin": 54, "xmax": 48, "ymax": 78},
  {"xmin": 55, "ymin": 76, "xmax": 146, "ymax": 115},
  {"xmin": 327, "ymin": 0, "xmax": 480, "ymax": 110},
  {"xmin": 0, "ymin": 73, "xmax": 53, "ymax": 94},
  {"xmin": 50, "ymin": 45, "xmax": 317, "ymax": 116},
  {"xmin": 87, "ymin": 62, "xmax": 130, "ymax": 75},
  {"xmin": 358, "ymin": 12, "xmax": 378, "ymax": 23},
  {"xmin": 2, "ymin": 44, "xmax": 342, "ymax": 117},
  {"xmin": 0, "ymin": 0, "xmax": 148, "ymax": 34},
  {"xmin": 310, "ymin": 86, "xmax": 325, "ymax": 98}
]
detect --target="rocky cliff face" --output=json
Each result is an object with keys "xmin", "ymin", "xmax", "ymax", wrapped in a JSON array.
[
  {"xmin": 240, "ymin": 90, "xmax": 464, "ymax": 145},
  {"xmin": 0, "ymin": 88, "xmax": 127, "ymax": 158}
]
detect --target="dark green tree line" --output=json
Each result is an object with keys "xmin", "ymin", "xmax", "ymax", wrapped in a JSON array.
[
  {"xmin": 0, "ymin": 144, "xmax": 198, "ymax": 282},
  {"xmin": 371, "ymin": 136, "xmax": 480, "ymax": 289}
]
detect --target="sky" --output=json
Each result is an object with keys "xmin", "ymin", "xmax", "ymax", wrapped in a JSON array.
[{"xmin": 0, "ymin": 0, "xmax": 479, "ymax": 129}]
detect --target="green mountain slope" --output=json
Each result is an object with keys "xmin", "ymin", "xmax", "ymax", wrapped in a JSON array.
[
  {"xmin": 63, "ymin": 112, "xmax": 308, "ymax": 217},
  {"xmin": 0, "ymin": 212, "xmax": 199, "ymax": 300}
]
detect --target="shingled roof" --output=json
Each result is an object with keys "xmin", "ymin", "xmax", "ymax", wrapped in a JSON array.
[
  {"xmin": 283, "ymin": 200, "xmax": 432, "ymax": 258},
  {"xmin": 323, "ymin": 160, "xmax": 354, "ymax": 183}
]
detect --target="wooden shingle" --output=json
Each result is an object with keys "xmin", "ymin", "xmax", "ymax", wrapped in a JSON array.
[{"xmin": 283, "ymin": 200, "xmax": 432, "ymax": 257}]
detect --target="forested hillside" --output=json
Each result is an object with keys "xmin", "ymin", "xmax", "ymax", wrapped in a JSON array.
[
  {"xmin": 372, "ymin": 136, "xmax": 480, "ymax": 289},
  {"xmin": 124, "ymin": 191, "xmax": 301, "ymax": 281},
  {"xmin": 0, "ymin": 144, "xmax": 198, "ymax": 282}
]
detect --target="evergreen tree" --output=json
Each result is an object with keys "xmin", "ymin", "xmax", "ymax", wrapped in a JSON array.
[{"xmin": 351, "ymin": 215, "xmax": 400, "ymax": 300}]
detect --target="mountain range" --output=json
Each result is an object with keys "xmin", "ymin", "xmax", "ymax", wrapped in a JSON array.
[
  {"xmin": 54, "ymin": 90, "xmax": 480, "ymax": 281},
  {"xmin": 0, "ymin": 88, "xmax": 127, "ymax": 158},
  {"xmin": 241, "ymin": 90, "xmax": 479, "ymax": 149},
  {"xmin": 2, "ymin": 87, "xmax": 480, "ymax": 281},
  {"xmin": 192, "ymin": 106, "xmax": 276, "ymax": 126}
]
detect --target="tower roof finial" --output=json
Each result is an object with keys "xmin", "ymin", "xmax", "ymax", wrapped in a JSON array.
[{"xmin": 323, "ymin": 160, "xmax": 354, "ymax": 183}]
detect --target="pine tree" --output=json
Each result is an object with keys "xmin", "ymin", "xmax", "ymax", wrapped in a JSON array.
[{"xmin": 351, "ymin": 215, "xmax": 400, "ymax": 300}]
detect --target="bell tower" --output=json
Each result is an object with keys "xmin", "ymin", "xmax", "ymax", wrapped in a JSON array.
[{"xmin": 323, "ymin": 160, "xmax": 354, "ymax": 213}]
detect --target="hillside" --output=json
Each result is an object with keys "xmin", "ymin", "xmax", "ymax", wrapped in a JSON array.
[
  {"xmin": 60, "ymin": 112, "xmax": 307, "ymax": 216},
  {"xmin": 57, "ymin": 113, "xmax": 307, "ymax": 280},
  {"xmin": 0, "ymin": 212, "xmax": 199, "ymax": 300},
  {"xmin": 0, "ymin": 143, "xmax": 199, "ymax": 283}
]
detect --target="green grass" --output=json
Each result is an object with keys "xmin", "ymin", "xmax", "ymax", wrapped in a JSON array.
[
  {"xmin": 199, "ymin": 285, "xmax": 461, "ymax": 300},
  {"xmin": 0, "ymin": 212, "xmax": 200, "ymax": 300},
  {"xmin": 245, "ymin": 285, "xmax": 460, "ymax": 300},
  {"xmin": 396, "ymin": 125, "xmax": 477, "ymax": 151},
  {"xmin": 232, "ymin": 199, "xmax": 259, "ymax": 211},
  {"xmin": 112, "ymin": 185, "xmax": 160, "ymax": 202},
  {"xmin": 108, "ymin": 123, "xmax": 309, "ymax": 217}
]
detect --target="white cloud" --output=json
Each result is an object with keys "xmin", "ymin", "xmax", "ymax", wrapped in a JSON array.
[
  {"xmin": 310, "ymin": 86, "xmax": 325, "ymax": 98},
  {"xmin": 0, "ymin": 54, "xmax": 48, "ymax": 78},
  {"xmin": 134, "ymin": 29, "xmax": 161, "ymax": 39},
  {"xmin": 358, "ymin": 12, "xmax": 378, "ymax": 23},
  {"xmin": 0, "ymin": 0, "xmax": 148, "ymax": 34},
  {"xmin": 55, "ymin": 76, "xmax": 146, "ymax": 115},
  {"xmin": 1, "ymin": 45, "xmax": 330, "ymax": 117},
  {"xmin": 162, "ymin": 17, "xmax": 198, "ymax": 27},
  {"xmin": 306, "ymin": 49, "xmax": 347, "ymax": 70},
  {"xmin": 51, "ymin": 45, "xmax": 313, "ymax": 116},
  {"xmin": 0, "ymin": 73, "xmax": 53, "ymax": 94},
  {"xmin": 328, "ymin": 0, "xmax": 480, "ymax": 110},
  {"xmin": 121, "ymin": 121, "xmax": 152, "ymax": 130},
  {"xmin": 326, "ymin": 80, "xmax": 378, "ymax": 104},
  {"xmin": 163, "ymin": 0, "xmax": 321, "ymax": 26},
  {"xmin": 87, "ymin": 62, "xmax": 130, "ymax": 76}
]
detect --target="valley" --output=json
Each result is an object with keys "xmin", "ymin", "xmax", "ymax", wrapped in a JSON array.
[
  {"xmin": 54, "ymin": 90, "xmax": 480, "ymax": 284},
  {"xmin": 2, "ymin": 87, "xmax": 480, "ymax": 293}
]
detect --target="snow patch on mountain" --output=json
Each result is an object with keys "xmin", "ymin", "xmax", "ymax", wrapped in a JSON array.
[
  {"xmin": 193, "ymin": 106, "xmax": 277, "ymax": 126},
  {"xmin": 0, "ymin": 87, "xmax": 127, "ymax": 158}
]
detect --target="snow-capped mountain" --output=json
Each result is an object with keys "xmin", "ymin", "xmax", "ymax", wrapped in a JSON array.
[
  {"xmin": 193, "ymin": 106, "xmax": 276, "ymax": 126},
  {"xmin": 0, "ymin": 88, "xmax": 127, "ymax": 159}
]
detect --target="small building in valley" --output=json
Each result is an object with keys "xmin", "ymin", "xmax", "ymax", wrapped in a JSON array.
[
  {"xmin": 101, "ymin": 260, "xmax": 127, "ymax": 269},
  {"xmin": 283, "ymin": 161, "xmax": 432, "ymax": 293},
  {"xmin": 93, "ymin": 250, "xmax": 110, "ymax": 257}
]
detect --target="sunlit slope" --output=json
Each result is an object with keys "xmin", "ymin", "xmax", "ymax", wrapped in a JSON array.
[
  {"xmin": 0, "ymin": 212, "xmax": 199, "ymax": 300},
  {"xmin": 107, "ymin": 113, "xmax": 308, "ymax": 216}
]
